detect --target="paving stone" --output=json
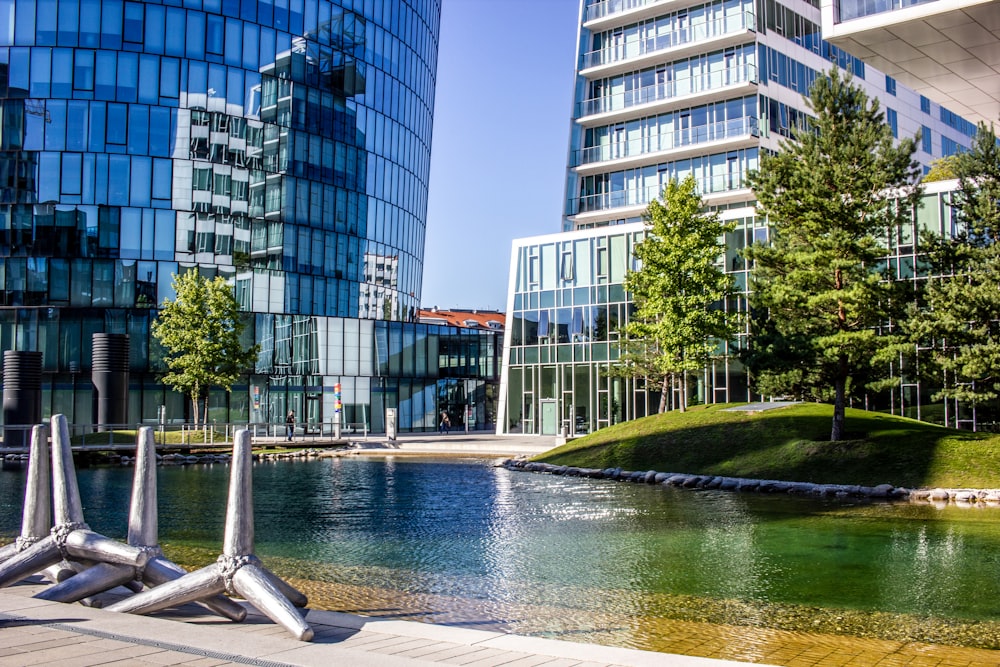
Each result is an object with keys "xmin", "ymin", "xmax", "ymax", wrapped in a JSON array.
[
  {"xmin": 487, "ymin": 655, "xmax": 556, "ymax": 667},
  {"xmin": 440, "ymin": 647, "xmax": 512, "ymax": 665},
  {"xmin": 3, "ymin": 581, "xmax": 1000, "ymax": 667}
]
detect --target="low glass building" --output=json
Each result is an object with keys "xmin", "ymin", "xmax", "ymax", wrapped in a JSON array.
[
  {"xmin": 0, "ymin": 0, "xmax": 500, "ymax": 432},
  {"xmin": 498, "ymin": 216, "xmax": 759, "ymax": 435}
]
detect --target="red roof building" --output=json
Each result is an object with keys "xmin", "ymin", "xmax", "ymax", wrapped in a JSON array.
[{"xmin": 417, "ymin": 308, "xmax": 505, "ymax": 331}]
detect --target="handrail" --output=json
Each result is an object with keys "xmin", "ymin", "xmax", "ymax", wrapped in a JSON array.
[
  {"xmin": 0, "ymin": 419, "xmax": 369, "ymax": 453},
  {"xmin": 578, "ymin": 63, "xmax": 758, "ymax": 118},
  {"xmin": 574, "ymin": 171, "xmax": 749, "ymax": 214},
  {"xmin": 573, "ymin": 116, "xmax": 758, "ymax": 166},
  {"xmin": 580, "ymin": 11, "xmax": 756, "ymax": 70},
  {"xmin": 584, "ymin": 0, "xmax": 670, "ymax": 22}
]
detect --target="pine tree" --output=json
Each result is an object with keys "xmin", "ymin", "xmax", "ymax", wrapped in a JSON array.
[
  {"xmin": 745, "ymin": 69, "xmax": 922, "ymax": 440},
  {"xmin": 906, "ymin": 122, "xmax": 1000, "ymax": 415},
  {"xmin": 616, "ymin": 176, "xmax": 738, "ymax": 412}
]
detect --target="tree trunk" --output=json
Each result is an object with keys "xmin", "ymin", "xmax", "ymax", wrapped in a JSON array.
[
  {"xmin": 190, "ymin": 383, "xmax": 201, "ymax": 429},
  {"xmin": 680, "ymin": 372, "xmax": 688, "ymax": 412},
  {"xmin": 190, "ymin": 393, "xmax": 200, "ymax": 430},
  {"xmin": 658, "ymin": 375, "xmax": 669, "ymax": 414},
  {"xmin": 831, "ymin": 377, "xmax": 846, "ymax": 441}
]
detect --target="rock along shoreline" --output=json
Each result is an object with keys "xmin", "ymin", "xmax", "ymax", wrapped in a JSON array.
[{"xmin": 501, "ymin": 458, "xmax": 1000, "ymax": 508}]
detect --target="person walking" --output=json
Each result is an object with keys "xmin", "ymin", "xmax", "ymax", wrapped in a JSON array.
[
  {"xmin": 285, "ymin": 410, "xmax": 295, "ymax": 441},
  {"xmin": 439, "ymin": 411, "xmax": 450, "ymax": 434}
]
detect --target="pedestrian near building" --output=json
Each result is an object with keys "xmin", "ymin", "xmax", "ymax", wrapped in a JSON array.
[
  {"xmin": 439, "ymin": 411, "xmax": 450, "ymax": 434},
  {"xmin": 286, "ymin": 411, "xmax": 295, "ymax": 441}
]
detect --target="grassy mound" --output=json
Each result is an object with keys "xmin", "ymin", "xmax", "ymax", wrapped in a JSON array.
[{"xmin": 534, "ymin": 403, "xmax": 1000, "ymax": 489}]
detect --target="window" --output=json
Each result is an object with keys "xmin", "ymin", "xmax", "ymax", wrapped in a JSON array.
[
  {"xmin": 123, "ymin": 2, "xmax": 143, "ymax": 44},
  {"xmin": 940, "ymin": 106, "xmax": 976, "ymax": 138},
  {"xmin": 560, "ymin": 250, "xmax": 574, "ymax": 281},
  {"xmin": 920, "ymin": 95, "xmax": 930, "ymax": 114},
  {"xmin": 74, "ymin": 51, "xmax": 95, "ymax": 91},
  {"xmin": 885, "ymin": 75, "xmax": 896, "ymax": 96},
  {"xmin": 921, "ymin": 126, "xmax": 932, "ymax": 154},
  {"xmin": 942, "ymin": 136, "xmax": 961, "ymax": 157},
  {"xmin": 886, "ymin": 108, "xmax": 897, "ymax": 138}
]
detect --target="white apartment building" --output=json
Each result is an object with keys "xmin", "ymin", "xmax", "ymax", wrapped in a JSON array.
[{"xmin": 498, "ymin": 0, "xmax": 978, "ymax": 435}]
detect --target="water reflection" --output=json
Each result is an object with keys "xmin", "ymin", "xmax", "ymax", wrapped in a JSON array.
[{"xmin": 3, "ymin": 457, "xmax": 1000, "ymax": 656}]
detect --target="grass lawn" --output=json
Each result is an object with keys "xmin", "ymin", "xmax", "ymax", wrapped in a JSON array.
[
  {"xmin": 69, "ymin": 427, "xmax": 236, "ymax": 447},
  {"xmin": 534, "ymin": 403, "xmax": 1000, "ymax": 489}
]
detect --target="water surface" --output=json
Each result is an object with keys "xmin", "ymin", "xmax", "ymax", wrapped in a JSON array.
[{"xmin": 3, "ymin": 456, "xmax": 1000, "ymax": 656}]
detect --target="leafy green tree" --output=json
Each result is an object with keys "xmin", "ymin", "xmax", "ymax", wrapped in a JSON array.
[
  {"xmin": 617, "ymin": 175, "xmax": 739, "ymax": 412},
  {"xmin": 745, "ymin": 69, "xmax": 922, "ymax": 441},
  {"xmin": 151, "ymin": 271, "xmax": 259, "ymax": 427},
  {"xmin": 905, "ymin": 122, "xmax": 1000, "ymax": 412},
  {"xmin": 924, "ymin": 154, "xmax": 960, "ymax": 182}
]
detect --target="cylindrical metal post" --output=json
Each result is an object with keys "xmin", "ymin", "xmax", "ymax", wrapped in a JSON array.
[
  {"xmin": 2, "ymin": 351, "xmax": 43, "ymax": 450},
  {"xmin": 92, "ymin": 333, "xmax": 129, "ymax": 429}
]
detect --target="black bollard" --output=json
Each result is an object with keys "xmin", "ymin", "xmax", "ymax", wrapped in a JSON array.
[
  {"xmin": 92, "ymin": 333, "xmax": 129, "ymax": 430},
  {"xmin": 2, "ymin": 350, "xmax": 42, "ymax": 450}
]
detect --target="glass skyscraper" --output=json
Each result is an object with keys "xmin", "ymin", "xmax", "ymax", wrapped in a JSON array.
[
  {"xmin": 498, "ymin": 0, "xmax": 977, "ymax": 435},
  {"xmin": 0, "ymin": 0, "xmax": 501, "ymax": 432}
]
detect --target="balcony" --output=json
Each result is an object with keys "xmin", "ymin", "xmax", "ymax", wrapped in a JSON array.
[
  {"xmin": 572, "ymin": 116, "xmax": 759, "ymax": 170},
  {"xmin": 836, "ymin": 0, "xmax": 939, "ymax": 22},
  {"xmin": 584, "ymin": 0, "xmax": 677, "ymax": 26},
  {"xmin": 572, "ymin": 171, "xmax": 750, "ymax": 216},
  {"xmin": 580, "ymin": 11, "xmax": 756, "ymax": 74},
  {"xmin": 577, "ymin": 64, "xmax": 758, "ymax": 124}
]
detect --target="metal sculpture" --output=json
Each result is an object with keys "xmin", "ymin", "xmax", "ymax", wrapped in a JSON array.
[
  {"xmin": 0, "ymin": 415, "xmax": 151, "ymax": 588},
  {"xmin": 35, "ymin": 427, "xmax": 246, "ymax": 621},
  {"xmin": 0, "ymin": 425, "xmax": 51, "ymax": 564},
  {"xmin": 106, "ymin": 429, "xmax": 313, "ymax": 641}
]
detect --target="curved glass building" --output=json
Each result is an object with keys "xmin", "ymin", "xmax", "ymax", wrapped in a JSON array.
[{"xmin": 0, "ymin": 0, "xmax": 501, "ymax": 432}]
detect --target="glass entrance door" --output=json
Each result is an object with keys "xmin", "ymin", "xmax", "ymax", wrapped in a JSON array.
[{"xmin": 540, "ymin": 399, "xmax": 558, "ymax": 436}]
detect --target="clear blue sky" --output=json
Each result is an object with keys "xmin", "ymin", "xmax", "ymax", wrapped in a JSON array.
[{"xmin": 421, "ymin": 0, "xmax": 581, "ymax": 311}]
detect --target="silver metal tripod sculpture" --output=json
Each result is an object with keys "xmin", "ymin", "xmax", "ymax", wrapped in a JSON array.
[
  {"xmin": 34, "ymin": 427, "xmax": 247, "ymax": 621},
  {"xmin": 0, "ymin": 425, "xmax": 52, "ymax": 564},
  {"xmin": 0, "ymin": 424, "xmax": 78, "ymax": 585},
  {"xmin": 106, "ymin": 429, "xmax": 314, "ymax": 641},
  {"xmin": 0, "ymin": 415, "xmax": 151, "ymax": 588}
]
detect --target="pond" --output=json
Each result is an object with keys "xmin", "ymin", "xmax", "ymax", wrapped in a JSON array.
[{"xmin": 3, "ymin": 455, "xmax": 1000, "ymax": 661}]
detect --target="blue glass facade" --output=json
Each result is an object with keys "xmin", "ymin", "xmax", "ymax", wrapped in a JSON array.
[{"xmin": 0, "ymin": 0, "xmax": 502, "ymax": 432}]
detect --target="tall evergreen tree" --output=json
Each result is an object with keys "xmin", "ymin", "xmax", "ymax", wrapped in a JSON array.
[
  {"xmin": 905, "ymin": 122, "xmax": 1000, "ymax": 415},
  {"xmin": 616, "ymin": 176, "xmax": 738, "ymax": 412},
  {"xmin": 151, "ymin": 271, "xmax": 259, "ymax": 427},
  {"xmin": 745, "ymin": 69, "xmax": 922, "ymax": 440}
]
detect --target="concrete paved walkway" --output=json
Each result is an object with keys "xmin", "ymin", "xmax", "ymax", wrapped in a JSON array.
[
  {"xmin": 4, "ymin": 578, "xmax": 1000, "ymax": 666},
  {"xmin": 0, "ymin": 579, "xmax": 759, "ymax": 667},
  {"xmin": 319, "ymin": 431, "xmax": 557, "ymax": 457}
]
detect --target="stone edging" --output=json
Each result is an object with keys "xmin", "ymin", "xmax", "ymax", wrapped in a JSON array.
[{"xmin": 502, "ymin": 459, "xmax": 1000, "ymax": 507}]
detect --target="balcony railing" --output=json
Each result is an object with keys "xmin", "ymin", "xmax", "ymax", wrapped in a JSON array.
[
  {"xmin": 574, "ymin": 172, "xmax": 748, "ymax": 214},
  {"xmin": 0, "ymin": 421, "xmax": 364, "ymax": 453},
  {"xmin": 573, "ymin": 116, "xmax": 758, "ymax": 167},
  {"xmin": 578, "ymin": 63, "xmax": 758, "ymax": 118},
  {"xmin": 585, "ymin": 0, "xmax": 668, "ymax": 22},
  {"xmin": 580, "ymin": 11, "xmax": 756, "ymax": 70},
  {"xmin": 836, "ymin": 0, "xmax": 938, "ymax": 22}
]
